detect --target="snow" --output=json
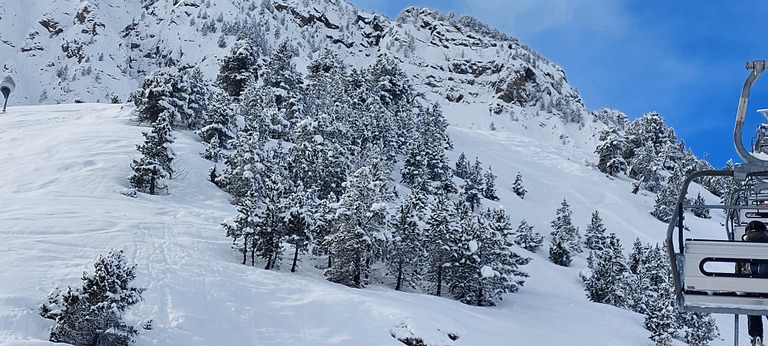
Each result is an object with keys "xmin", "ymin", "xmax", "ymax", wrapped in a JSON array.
[
  {"xmin": 467, "ymin": 239, "xmax": 478, "ymax": 254},
  {"xmin": 0, "ymin": 102, "xmax": 748, "ymax": 345}
]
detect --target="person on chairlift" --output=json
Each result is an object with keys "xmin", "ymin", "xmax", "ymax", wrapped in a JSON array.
[{"xmin": 739, "ymin": 220, "xmax": 768, "ymax": 346}]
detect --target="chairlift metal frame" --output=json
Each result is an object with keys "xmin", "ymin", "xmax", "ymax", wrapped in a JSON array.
[{"xmin": 667, "ymin": 60, "xmax": 768, "ymax": 345}]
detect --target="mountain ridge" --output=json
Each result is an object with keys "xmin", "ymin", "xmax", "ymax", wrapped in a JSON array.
[{"xmin": 0, "ymin": 0, "xmax": 610, "ymax": 153}]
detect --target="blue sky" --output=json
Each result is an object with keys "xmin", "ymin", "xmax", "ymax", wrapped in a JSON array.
[{"xmin": 347, "ymin": 0, "xmax": 768, "ymax": 168}]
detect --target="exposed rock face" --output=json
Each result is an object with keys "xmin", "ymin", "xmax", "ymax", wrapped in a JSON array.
[{"xmin": 0, "ymin": 0, "xmax": 596, "ymax": 136}]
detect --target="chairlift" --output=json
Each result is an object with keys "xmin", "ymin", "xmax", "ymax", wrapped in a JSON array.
[
  {"xmin": 667, "ymin": 60, "xmax": 768, "ymax": 345},
  {"xmin": 1, "ymin": 75, "xmax": 15, "ymax": 113}
]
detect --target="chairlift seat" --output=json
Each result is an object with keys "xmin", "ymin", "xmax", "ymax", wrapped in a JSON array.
[{"xmin": 682, "ymin": 239, "xmax": 768, "ymax": 314}]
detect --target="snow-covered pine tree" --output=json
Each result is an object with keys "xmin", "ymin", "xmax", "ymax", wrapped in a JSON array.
[
  {"xmin": 178, "ymin": 66, "xmax": 211, "ymax": 130},
  {"xmin": 128, "ymin": 112, "xmax": 175, "ymax": 195},
  {"xmin": 407, "ymin": 103, "xmax": 454, "ymax": 193},
  {"xmin": 548, "ymin": 230, "xmax": 572, "ymax": 267},
  {"xmin": 134, "ymin": 67, "xmax": 208, "ymax": 129},
  {"xmin": 197, "ymin": 89, "xmax": 237, "ymax": 162},
  {"xmin": 217, "ymin": 130, "xmax": 265, "ymax": 204},
  {"xmin": 625, "ymin": 240, "xmax": 672, "ymax": 316},
  {"xmin": 289, "ymin": 51, "xmax": 352, "ymax": 200},
  {"xmin": 324, "ymin": 165, "xmax": 392, "ymax": 288},
  {"xmin": 459, "ymin": 157, "xmax": 485, "ymax": 213},
  {"xmin": 719, "ymin": 160, "xmax": 741, "ymax": 205},
  {"xmin": 133, "ymin": 69, "xmax": 176, "ymax": 125},
  {"xmin": 367, "ymin": 55, "xmax": 415, "ymax": 155},
  {"xmin": 681, "ymin": 311, "xmax": 719, "ymax": 346},
  {"xmin": 400, "ymin": 140, "xmax": 428, "ymax": 190},
  {"xmin": 584, "ymin": 210, "xmax": 607, "ymax": 251},
  {"xmin": 482, "ymin": 166, "xmax": 499, "ymax": 201},
  {"xmin": 222, "ymin": 191, "xmax": 259, "ymax": 265},
  {"xmin": 581, "ymin": 233, "xmax": 629, "ymax": 308},
  {"xmin": 454, "ymin": 152, "xmax": 471, "ymax": 180},
  {"xmin": 288, "ymin": 131, "xmax": 349, "ymax": 200},
  {"xmin": 368, "ymin": 55, "xmax": 413, "ymax": 112},
  {"xmin": 40, "ymin": 250, "xmax": 145, "ymax": 346},
  {"xmin": 305, "ymin": 49, "xmax": 348, "ymax": 112},
  {"xmin": 651, "ymin": 172, "xmax": 683, "ymax": 223},
  {"xmin": 644, "ymin": 281, "xmax": 677, "ymax": 346},
  {"xmin": 628, "ymin": 142, "xmax": 664, "ymax": 193},
  {"xmin": 691, "ymin": 192, "xmax": 710, "ymax": 219},
  {"xmin": 260, "ymin": 40, "xmax": 304, "ymax": 142},
  {"xmin": 514, "ymin": 219, "xmax": 543, "ymax": 253},
  {"xmin": 283, "ymin": 184, "xmax": 313, "ymax": 273},
  {"xmin": 446, "ymin": 212, "xmax": 484, "ymax": 304},
  {"xmin": 216, "ymin": 38, "xmax": 259, "ymax": 98},
  {"xmin": 424, "ymin": 192, "xmax": 461, "ymax": 296},
  {"xmin": 628, "ymin": 238, "xmax": 650, "ymax": 276},
  {"xmin": 595, "ymin": 128, "xmax": 627, "ymax": 176},
  {"xmin": 512, "ymin": 172, "xmax": 527, "ymax": 199},
  {"xmin": 386, "ymin": 190, "xmax": 427, "ymax": 291},
  {"xmin": 310, "ymin": 195, "xmax": 339, "ymax": 269},
  {"xmin": 253, "ymin": 168, "xmax": 286, "ymax": 270},
  {"xmin": 550, "ymin": 198, "xmax": 582, "ymax": 253},
  {"xmin": 464, "ymin": 207, "xmax": 530, "ymax": 306}
]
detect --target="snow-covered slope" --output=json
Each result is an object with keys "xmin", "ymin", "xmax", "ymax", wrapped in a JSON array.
[{"xmin": 0, "ymin": 103, "xmax": 740, "ymax": 345}]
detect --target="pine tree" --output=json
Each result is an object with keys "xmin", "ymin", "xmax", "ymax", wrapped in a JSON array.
[
  {"xmin": 418, "ymin": 103, "xmax": 453, "ymax": 188},
  {"xmin": 40, "ymin": 250, "xmax": 145, "ymax": 346},
  {"xmin": 222, "ymin": 191, "xmax": 259, "ymax": 265},
  {"xmin": 584, "ymin": 210, "xmax": 607, "ymax": 251},
  {"xmin": 284, "ymin": 184, "xmax": 313, "ymax": 273},
  {"xmin": 550, "ymin": 199, "xmax": 582, "ymax": 253},
  {"xmin": 514, "ymin": 219, "xmax": 544, "ymax": 253},
  {"xmin": 253, "ymin": 168, "xmax": 286, "ymax": 270},
  {"xmin": 691, "ymin": 192, "xmax": 710, "ymax": 219},
  {"xmin": 447, "ymin": 213, "xmax": 484, "ymax": 304},
  {"xmin": 217, "ymin": 130, "xmax": 264, "ymax": 204},
  {"xmin": 366, "ymin": 55, "xmax": 415, "ymax": 155},
  {"xmin": 424, "ymin": 192, "xmax": 461, "ymax": 296},
  {"xmin": 454, "ymin": 152, "xmax": 471, "ymax": 179},
  {"xmin": 459, "ymin": 157, "xmax": 484, "ymax": 213},
  {"xmin": 197, "ymin": 89, "xmax": 237, "ymax": 162},
  {"xmin": 681, "ymin": 311, "xmax": 719, "ymax": 346},
  {"xmin": 400, "ymin": 140, "xmax": 428, "ymax": 189},
  {"xmin": 260, "ymin": 40, "xmax": 304, "ymax": 141},
  {"xmin": 548, "ymin": 230, "xmax": 572, "ymax": 267},
  {"xmin": 627, "ymin": 242, "xmax": 670, "ymax": 315},
  {"xmin": 482, "ymin": 166, "xmax": 499, "ymax": 201},
  {"xmin": 651, "ymin": 172, "xmax": 682, "ymax": 223},
  {"xmin": 644, "ymin": 281, "xmax": 677, "ymax": 346},
  {"xmin": 133, "ymin": 69, "xmax": 176, "ymax": 125},
  {"xmin": 178, "ymin": 66, "xmax": 211, "ymax": 130},
  {"xmin": 386, "ymin": 191, "xmax": 427, "ymax": 291},
  {"xmin": 324, "ymin": 165, "xmax": 392, "ymax": 288},
  {"xmin": 217, "ymin": 38, "xmax": 259, "ymax": 98},
  {"xmin": 512, "ymin": 172, "xmax": 527, "ymax": 199},
  {"xmin": 461, "ymin": 207, "xmax": 530, "ymax": 306},
  {"xmin": 128, "ymin": 113, "xmax": 174, "ymax": 195},
  {"xmin": 402, "ymin": 104, "xmax": 453, "ymax": 193},
  {"xmin": 134, "ymin": 67, "xmax": 209, "ymax": 129},
  {"xmin": 595, "ymin": 128, "xmax": 627, "ymax": 176},
  {"xmin": 581, "ymin": 233, "xmax": 629, "ymax": 308}
]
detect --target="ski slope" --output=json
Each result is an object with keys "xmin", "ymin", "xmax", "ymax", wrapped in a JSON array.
[{"xmin": 0, "ymin": 103, "xmax": 743, "ymax": 345}]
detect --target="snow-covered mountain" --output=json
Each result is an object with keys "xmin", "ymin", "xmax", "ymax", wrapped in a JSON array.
[
  {"xmin": 0, "ymin": 0, "xmax": 609, "ymax": 151},
  {"xmin": 0, "ymin": 1, "xmax": 742, "ymax": 345}
]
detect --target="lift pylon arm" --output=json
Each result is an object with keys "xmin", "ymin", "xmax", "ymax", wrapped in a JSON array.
[{"xmin": 735, "ymin": 60, "xmax": 768, "ymax": 166}]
